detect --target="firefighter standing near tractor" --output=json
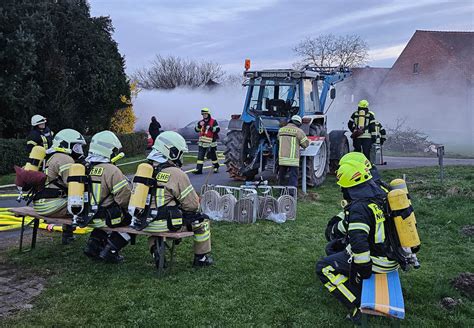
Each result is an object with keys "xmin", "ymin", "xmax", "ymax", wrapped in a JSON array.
[
  {"xmin": 348, "ymin": 100, "xmax": 377, "ymax": 160},
  {"xmin": 32, "ymin": 129, "xmax": 87, "ymax": 244},
  {"xmin": 316, "ymin": 158, "xmax": 399, "ymax": 323},
  {"xmin": 277, "ymin": 115, "xmax": 309, "ymax": 187},
  {"xmin": 129, "ymin": 131, "xmax": 213, "ymax": 267},
  {"xmin": 193, "ymin": 108, "xmax": 220, "ymax": 174},
  {"xmin": 70, "ymin": 131, "xmax": 133, "ymax": 263},
  {"xmin": 26, "ymin": 114, "xmax": 54, "ymax": 153}
]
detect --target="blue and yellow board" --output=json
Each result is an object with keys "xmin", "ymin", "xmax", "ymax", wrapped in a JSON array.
[{"xmin": 361, "ymin": 270, "xmax": 405, "ymax": 319}]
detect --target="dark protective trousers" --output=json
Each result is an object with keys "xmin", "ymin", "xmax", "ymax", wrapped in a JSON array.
[
  {"xmin": 278, "ymin": 166, "xmax": 299, "ymax": 187},
  {"xmin": 353, "ymin": 138, "xmax": 373, "ymax": 160},
  {"xmin": 316, "ymin": 250, "xmax": 362, "ymax": 311},
  {"xmin": 196, "ymin": 146, "xmax": 219, "ymax": 172}
]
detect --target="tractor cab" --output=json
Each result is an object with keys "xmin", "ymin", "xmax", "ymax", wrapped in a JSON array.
[{"xmin": 241, "ymin": 70, "xmax": 322, "ymax": 133}]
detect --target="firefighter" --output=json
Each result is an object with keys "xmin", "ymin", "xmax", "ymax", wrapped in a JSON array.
[
  {"xmin": 324, "ymin": 152, "xmax": 390, "ymax": 254},
  {"xmin": 82, "ymin": 131, "xmax": 132, "ymax": 263},
  {"xmin": 277, "ymin": 115, "xmax": 309, "ymax": 187},
  {"xmin": 26, "ymin": 114, "xmax": 54, "ymax": 153},
  {"xmin": 193, "ymin": 108, "xmax": 220, "ymax": 174},
  {"xmin": 374, "ymin": 120, "xmax": 387, "ymax": 146},
  {"xmin": 348, "ymin": 100, "xmax": 377, "ymax": 160},
  {"xmin": 32, "ymin": 129, "xmax": 86, "ymax": 244},
  {"xmin": 316, "ymin": 160, "xmax": 398, "ymax": 323},
  {"xmin": 144, "ymin": 131, "xmax": 213, "ymax": 267}
]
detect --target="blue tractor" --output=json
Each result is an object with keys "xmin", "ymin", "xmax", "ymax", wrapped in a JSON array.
[{"xmin": 224, "ymin": 66, "xmax": 352, "ymax": 187}]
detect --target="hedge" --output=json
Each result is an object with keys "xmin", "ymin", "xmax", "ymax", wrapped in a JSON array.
[{"xmin": 0, "ymin": 132, "xmax": 147, "ymax": 175}]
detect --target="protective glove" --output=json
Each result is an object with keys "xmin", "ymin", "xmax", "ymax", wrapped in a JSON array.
[
  {"xmin": 380, "ymin": 139, "xmax": 385, "ymax": 145},
  {"xmin": 371, "ymin": 136, "xmax": 377, "ymax": 143},
  {"xmin": 350, "ymin": 260, "xmax": 372, "ymax": 285},
  {"xmin": 199, "ymin": 120, "xmax": 205, "ymax": 127},
  {"xmin": 325, "ymin": 238, "xmax": 347, "ymax": 256}
]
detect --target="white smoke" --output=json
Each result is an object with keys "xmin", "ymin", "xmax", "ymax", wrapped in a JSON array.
[{"xmin": 133, "ymin": 86, "xmax": 246, "ymax": 131}]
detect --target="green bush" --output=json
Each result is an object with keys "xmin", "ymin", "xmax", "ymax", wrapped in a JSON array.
[
  {"xmin": 0, "ymin": 139, "xmax": 28, "ymax": 175},
  {"xmin": 0, "ymin": 133, "xmax": 147, "ymax": 175}
]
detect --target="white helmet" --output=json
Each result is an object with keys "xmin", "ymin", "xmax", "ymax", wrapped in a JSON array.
[
  {"xmin": 31, "ymin": 114, "xmax": 47, "ymax": 126},
  {"xmin": 51, "ymin": 129, "xmax": 86, "ymax": 155},
  {"xmin": 291, "ymin": 115, "xmax": 302, "ymax": 126},
  {"xmin": 89, "ymin": 131, "xmax": 123, "ymax": 159},
  {"xmin": 148, "ymin": 131, "xmax": 188, "ymax": 166}
]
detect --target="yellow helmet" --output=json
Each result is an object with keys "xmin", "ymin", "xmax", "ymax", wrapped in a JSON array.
[
  {"xmin": 339, "ymin": 152, "xmax": 372, "ymax": 169},
  {"xmin": 336, "ymin": 160, "xmax": 372, "ymax": 188},
  {"xmin": 201, "ymin": 107, "xmax": 211, "ymax": 115},
  {"xmin": 358, "ymin": 99, "xmax": 369, "ymax": 108}
]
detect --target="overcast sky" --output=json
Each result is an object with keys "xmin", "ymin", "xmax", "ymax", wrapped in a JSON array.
[{"xmin": 89, "ymin": 0, "xmax": 473, "ymax": 75}]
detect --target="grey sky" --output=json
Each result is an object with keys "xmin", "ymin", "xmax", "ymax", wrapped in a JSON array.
[{"xmin": 90, "ymin": 0, "xmax": 473, "ymax": 75}]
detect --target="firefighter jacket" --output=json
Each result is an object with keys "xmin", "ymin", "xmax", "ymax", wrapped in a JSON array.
[
  {"xmin": 343, "ymin": 180, "xmax": 399, "ymax": 273},
  {"xmin": 154, "ymin": 166, "xmax": 199, "ymax": 211},
  {"xmin": 374, "ymin": 121, "xmax": 387, "ymax": 145},
  {"xmin": 33, "ymin": 152, "xmax": 74, "ymax": 216},
  {"xmin": 348, "ymin": 109, "xmax": 376, "ymax": 139},
  {"xmin": 88, "ymin": 163, "xmax": 131, "ymax": 209},
  {"xmin": 26, "ymin": 127, "xmax": 54, "ymax": 153},
  {"xmin": 277, "ymin": 123, "xmax": 309, "ymax": 167},
  {"xmin": 195, "ymin": 117, "xmax": 220, "ymax": 147}
]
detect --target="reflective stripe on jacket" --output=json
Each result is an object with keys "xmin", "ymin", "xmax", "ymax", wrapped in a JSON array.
[{"xmin": 277, "ymin": 123, "xmax": 309, "ymax": 167}]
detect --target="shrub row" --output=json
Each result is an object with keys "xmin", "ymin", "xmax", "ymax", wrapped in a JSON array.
[{"xmin": 0, "ymin": 132, "xmax": 147, "ymax": 176}]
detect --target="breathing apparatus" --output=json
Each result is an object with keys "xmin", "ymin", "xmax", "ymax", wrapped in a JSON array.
[
  {"xmin": 386, "ymin": 178, "xmax": 421, "ymax": 270},
  {"xmin": 128, "ymin": 163, "xmax": 155, "ymax": 230},
  {"xmin": 15, "ymin": 146, "xmax": 48, "ymax": 202}
]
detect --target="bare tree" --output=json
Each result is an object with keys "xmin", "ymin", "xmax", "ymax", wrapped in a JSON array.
[
  {"xmin": 133, "ymin": 55, "xmax": 225, "ymax": 90},
  {"xmin": 293, "ymin": 34, "xmax": 369, "ymax": 68}
]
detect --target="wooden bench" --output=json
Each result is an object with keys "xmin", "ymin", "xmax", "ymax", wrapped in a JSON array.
[
  {"xmin": 10, "ymin": 206, "xmax": 194, "ymax": 275},
  {"xmin": 360, "ymin": 270, "xmax": 405, "ymax": 327}
]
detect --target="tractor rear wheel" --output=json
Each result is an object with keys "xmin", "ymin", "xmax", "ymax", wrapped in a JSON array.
[
  {"xmin": 305, "ymin": 124, "xmax": 329, "ymax": 187},
  {"xmin": 224, "ymin": 130, "xmax": 245, "ymax": 180}
]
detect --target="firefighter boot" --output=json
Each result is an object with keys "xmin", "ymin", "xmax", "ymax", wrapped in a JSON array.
[
  {"xmin": 345, "ymin": 308, "xmax": 362, "ymax": 325},
  {"xmin": 83, "ymin": 229, "xmax": 107, "ymax": 259},
  {"xmin": 193, "ymin": 253, "xmax": 214, "ymax": 267},
  {"xmin": 61, "ymin": 224, "xmax": 75, "ymax": 245},
  {"xmin": 99, "ymin": 232, "xmax": 129, "ymax": 263}
]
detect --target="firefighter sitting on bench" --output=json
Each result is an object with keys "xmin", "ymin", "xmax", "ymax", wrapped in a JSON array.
[
  {"xmin": 68, "ymin": 131, "xmax": 132, "ymax": 263},
  {"xmin": 129, "ymin": 131, "xmax": 213, "ymax": 267}
]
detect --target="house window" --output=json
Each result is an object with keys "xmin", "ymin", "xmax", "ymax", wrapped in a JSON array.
[{"xmin": 413, "ymin": 63, "xmax": 419, "ymax": 74}]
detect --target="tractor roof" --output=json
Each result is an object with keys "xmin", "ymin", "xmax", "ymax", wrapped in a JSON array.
[{"xmin": 243, "ymin": 67, "xmax": 350, "ymax": 80}]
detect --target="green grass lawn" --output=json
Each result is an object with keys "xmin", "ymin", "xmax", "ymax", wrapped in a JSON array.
[{"xmin": 1, "ymin": 166, "xmax": 473, "ymax": 327}]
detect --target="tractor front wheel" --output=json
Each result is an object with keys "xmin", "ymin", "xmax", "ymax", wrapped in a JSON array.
[{"xmin": 305, "ymin": 125, "xmax": 329, "ymax": 187}]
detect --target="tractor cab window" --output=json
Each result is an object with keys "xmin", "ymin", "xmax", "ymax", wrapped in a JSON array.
[{"xmin": 248, "ymin": 78, "xmax": 299, "ymax": 117}]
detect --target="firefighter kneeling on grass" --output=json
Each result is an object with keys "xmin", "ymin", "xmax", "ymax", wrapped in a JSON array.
[
  {"xmin": 32, "ymin": 129, "xmax": 87, "ymax": 244},
  {"xmin": 193, "ymin": 107, "xmax": 220, "ymax": 174},
  {"xmin": 71, "ymin": 131, "xmax": 132, "ymax": 263},
  {"xmin": 129, "ymin": 131, "xmax": 213, "ymax": 267},
  {"xmin": 315, "ymin": 159, "xmax": 398, "ymax": 324}
]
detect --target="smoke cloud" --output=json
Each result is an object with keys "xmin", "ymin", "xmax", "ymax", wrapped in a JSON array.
[{"xmin": 133, "ymin": 86, "xmax": 246, "ymax": 131}]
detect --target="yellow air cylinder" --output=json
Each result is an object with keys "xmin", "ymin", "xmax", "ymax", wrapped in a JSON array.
[
  {"xmin": 387, "ymin": 188, "xmax": 420, "ymax": 248},
  {"xmin": 357, "ymin": 109, "xmax": 366, "ymax": 129},
  {"xmin": 24, "ymin": 146, "xmax": 46, "ymax": 171},
  {"xmin": 67, "ymin": 164, "xmax": 86, "ymax": 216},
  {"xmin": 390, "ymin": 178, "xmax": 416, "ymax": 222},
  {"xmin": 129, "ymin": 163, "xmax": 154, "ymax": 215}
]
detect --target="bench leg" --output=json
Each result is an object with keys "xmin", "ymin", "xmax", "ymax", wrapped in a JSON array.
[
  {"xmin": 31, "ymin": 218, "xmax": 39, "ymax": 249},
  {"xmin": 130, "ymin": 234, "xmax": 136, "ymax": 246},
  {"xmin": 166, "ymin": 240, "xmax": 177, "ymax": 272},
  {"xmin": 154, "ymin": 237, "xmax": 166, "ymax": 276},
  {"xmin": 19, "ymin": 216, "xmax": 25, "ymax": 252}
]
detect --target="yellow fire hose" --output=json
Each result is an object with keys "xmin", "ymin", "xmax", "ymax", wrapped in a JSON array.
[{"xmin": 0, "ymin": 210, "xmax": 91, "ymax": 234}]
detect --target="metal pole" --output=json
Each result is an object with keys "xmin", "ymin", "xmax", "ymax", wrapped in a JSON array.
[
  {"xmin": 437, "ymin": 145, "xmax": 444, "ymax": 183},
  {"xmin": 302, "ymin": 156, "xmax": 307, "ymax": 194}
]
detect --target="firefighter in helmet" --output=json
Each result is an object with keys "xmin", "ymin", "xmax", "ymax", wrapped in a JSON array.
[
  {"xmin": 33, "ymin": 129, "xmax": 86, "ymax": 244},
  {"xmin": 277, "ymin": 115, "xmax": 309, "ymax": 187},
  {"xmin": 193, "ymin": 107, "xmax": 220, "ymax": 174},
  {"xmin": 27, "ymin": 114, "xmax": 54, "ymax": 153},
  {"xmin": 81, "ymin": 131, "xmax": 132, "ymax": 263},
  {"xmin": 316, "ymin": 159, "xmax": 398, "ymax": 323},
  {"xmin": 348, "ymin": 100, "xmax": 377, "ymax": 160},
  {"xmin": 143, "ymin": 131, "xmax": 213, "ymax": 267},
  {"xmin": 324, "ymin": 151, "xmax": 390, "ymax": 253}
]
